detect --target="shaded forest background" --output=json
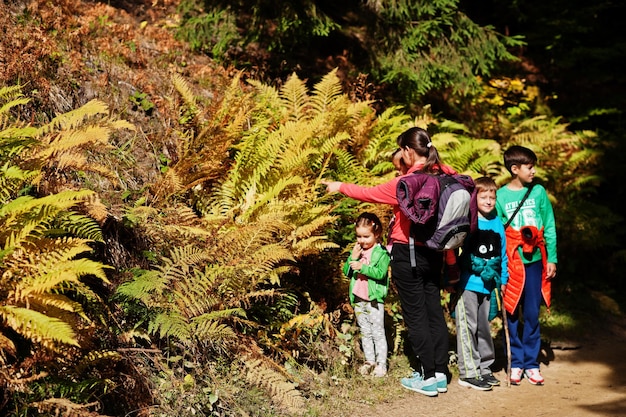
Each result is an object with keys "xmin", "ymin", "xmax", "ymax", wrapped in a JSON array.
[{"xmin": 0, "ymin": 0, "xmax": 624, "ymax": 416}]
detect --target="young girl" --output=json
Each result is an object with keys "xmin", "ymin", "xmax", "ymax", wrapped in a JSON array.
[{"xmin": 343, "ymin": 212, "xmax": 391, "ymax": 377}]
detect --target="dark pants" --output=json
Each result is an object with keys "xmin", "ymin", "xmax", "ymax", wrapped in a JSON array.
[{"xmin": 392, "ymin": 243, "xmax": 449, "ymax": 379}]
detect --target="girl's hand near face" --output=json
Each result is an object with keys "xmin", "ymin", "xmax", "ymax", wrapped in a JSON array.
[{"xmin": 351, "ymin": 243, "xmax": 362, "ymax": 260}]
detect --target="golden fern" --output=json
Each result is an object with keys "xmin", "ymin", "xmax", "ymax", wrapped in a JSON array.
[
  {"xmin": 28, "ymin": 99, "xmax": 134, "ymax": 191},
  {"xmin": 508, "ymin": 115, "xmax": 599, "ymax": 195},
  {"xmin": 0, "ymin": 86, "xmax": 114, "ymax": 359},
  {"xmin": 242, "ymin": 356, "xmax": 306, "ymax": 415},
  {"xmin": 280, "ymin": 72, "xmax": 311, "ymax": 123},
  {"xmin": 148, "ymin": 73, "xmax": 252, "ymax": 204},
  {"xmin": 0, "ymin": 306, "xmax": 79, "ymax": 349}
]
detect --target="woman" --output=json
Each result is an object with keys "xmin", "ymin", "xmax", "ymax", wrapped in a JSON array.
[{"xmin": 322, "ymin": 127, "xmax": 453, "ymax": 397}]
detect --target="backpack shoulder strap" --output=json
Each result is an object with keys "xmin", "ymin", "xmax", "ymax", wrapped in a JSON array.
[{"xmin": 504, "ymin": 184, "xmax": 535, "ymax": 229}]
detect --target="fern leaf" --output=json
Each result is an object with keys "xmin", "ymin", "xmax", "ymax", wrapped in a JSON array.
[
  {"xmin": 37, "ymin": 100, "xmax": 110, "ymax": 134},
  {"xmin": 310, "ymin": 68, "xmax": 344, "ymax": 114},
  {"xmin": 149, "ymin": 311, "xmax": 191, "ymax": 341},
  {"xmin": 242, "ymin": 357, "xmax": 306, "ymax": 414},
  {"xmin": 116, "ymin": 269, "xmax": 169, "ymax": 305},
  {"xmin": 21, "ymin": 258, "xmax": 110, "ymax": 299},
  {"xmin": 280, "ymin": 73, "xmax": 310, "ymax": 122},
  {"xmin": 0, "ymin": 306, "xmax": 79, "ymax": 348}
]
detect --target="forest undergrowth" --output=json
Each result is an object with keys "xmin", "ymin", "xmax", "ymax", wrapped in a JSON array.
[{"xmin": 0, "ymin": 1, "xmax": 623, "ymax": 417}]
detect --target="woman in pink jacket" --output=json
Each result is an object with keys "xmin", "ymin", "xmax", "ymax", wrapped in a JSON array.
[{"xmin": 322, "ymin": 127, "xmax": 455, "ymax": 397}]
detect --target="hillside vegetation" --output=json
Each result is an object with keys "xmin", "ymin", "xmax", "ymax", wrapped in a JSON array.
[{"xmin": 0, "ymin": 1, "xmax": 623, "ymax": 416}]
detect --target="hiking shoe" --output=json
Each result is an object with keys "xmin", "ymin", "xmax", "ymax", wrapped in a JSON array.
[
  {"xmin": 358, "ymin": 362, "xmax": 375, "ymax": 376},
  {"xmin": 372, "ymin": 364, "xmax": 387, "ymax": 377},
  {"xmin": 401, "ymin": 372, "xmax": 438, "ymax": 397},
  {"xmin": 458, "ymin": 377, "xmax": 493, "ymax": 391},
  {"xmin": 524, "ymin": 368, "xmax": 544, "ymax": 385},
  {"xmin": 510, "ymin": 368, "xmax": 523, "ymax": 385},
  {"xmin": 435, "ymin": 372, "xmax": 448, "ymax": 393},
  {"xmin": 481, "ymin": 373, "xmax": 500, "ymax": 386}
]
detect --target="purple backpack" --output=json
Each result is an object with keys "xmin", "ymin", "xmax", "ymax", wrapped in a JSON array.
[{"xmin": 397, "ymin": 172, "xmax": 477, "ymax": 255}]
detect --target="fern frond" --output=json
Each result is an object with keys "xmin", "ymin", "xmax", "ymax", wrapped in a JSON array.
[
  {"xmin": 0, "ymin": 305, "xmax": 79, "ymax": 348},
  {"xmin": 241, "ymin": 176, "xmax": 304, "ymax": 222},
  {"xmin": 292, "ymin": 236, "xmax": 339, "ymax": 256},
  {"xmin": 19, "ymin": 258, "xmax": 110, "ymax": 300},
  {"xmin": 280, "ymin": 73, "xmax": 310, "ymax": 122},
  {"xmin": 192, "ymin": 319, "xmax": 237, "ymax": 342},
  {"xmin": 310, "ymin": 68, "xmax": 344, "ymax": 114},
  {"xmin": 149, "ymin": 311, "xmax": 191, "ymax": 341},
  {"xmin": 54, "ymin": 213, "xmax": 104, "ymax": 241},
  {"xmin": 28, "ymin": 293, "xmax": 85, "ymax": 315},
  {"xmin": 172, "ymin": 73, "xmax": 199, "ymax": 119},
  {"xmin": 291, "ymin": 215, "xmax": 336, "ymax": 240},
  {"xmin": 242, "ymin": 357, "xmax": 306, "ymax": 414},
  {"xmin": 168, "ymin": 245, "xmax": 211, "ymax": 270},
  {"xmin": 37, "ymin": 100, "xmax": 110, "ymax": 134},
  {"xmin": 81, "ymin": 194, "xmax": 109, "ymax": 224},
  {"xmin": 116, "ymin": 269, "xmax": 169, "ymax": 305},
  {"xmin": 0, "ymin": 85, "xmax": 31, "ymax": 118}
]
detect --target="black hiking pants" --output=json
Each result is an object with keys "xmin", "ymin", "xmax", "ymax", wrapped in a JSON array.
[{"xmin": 391, "ymin": 243, "xmax": 449, "ymax": 379}]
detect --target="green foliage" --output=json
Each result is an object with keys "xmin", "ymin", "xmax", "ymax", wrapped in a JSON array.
[
  {"xmin": 367, "ymin": 0, "xmax": 524, "ymax": 101},
  {"xmin": 129, "ymin": 90, "xmax": 155, "ymax": 114},
  {"xmin": 176, "ymin": 3, "xmax": 241, "ymax": 62},
  {"xmin": 175, "ymin": 0, "xmax": 522, "ymax": 105}
]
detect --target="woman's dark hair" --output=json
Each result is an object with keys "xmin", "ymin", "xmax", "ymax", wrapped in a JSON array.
[
  {"xmin": 355, "ymin": 212, "xmax": 383, "ymax": 237},
  {"xmin": 396, "ymin": 127, "xmax": 443, "ymax": 174},
  {"xmin": 503, "ymin": 145, "xmax": 537, "ymax": 173}
]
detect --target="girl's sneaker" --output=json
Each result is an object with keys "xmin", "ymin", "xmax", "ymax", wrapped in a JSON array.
[
  {"xmin": 358, "ymin": 362, "xmax": 375, "ymax": 376},
  {"xmin": 372, "ymin": 364, "xmax": 387, "ymax": 377},
  {"xmin": 510, "ymin": 368, "xmax": 523, "ymax": 385},
  {"xmin": 524, "ymin": 368, "xmax": 544, "ymax": 385}
]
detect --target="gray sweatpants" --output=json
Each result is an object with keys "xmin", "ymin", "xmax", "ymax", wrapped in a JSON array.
[
  {"xmin": 455, "ymin": 290, "xmax": 495, "ymax": 378},
  {"xmin": 354, "ymin": 300, "xmax": 387, "ymax": 368}
]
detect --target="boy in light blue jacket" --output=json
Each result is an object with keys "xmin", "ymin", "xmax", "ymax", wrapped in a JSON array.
[{"xmin": 455, "ymin": 177, "xmax": 508, "ymax": 391}]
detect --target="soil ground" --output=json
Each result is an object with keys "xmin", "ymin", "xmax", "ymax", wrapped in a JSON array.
[{"xmin": 349, "ymin": 316, "xmax": 626, "ymax": 417}]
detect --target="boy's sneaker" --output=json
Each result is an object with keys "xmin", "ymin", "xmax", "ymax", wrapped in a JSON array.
[
  {"xmin": 358, "ymin": 362, "xmax": 375, "ymax": 376},
  {"xmin": 401, "ymin": 372, "xmax": 438, "ymax": 397},
  {"xmin": 481, "ymin": 373, "xmax": 500, "ymax": 386},
  {"xmin": 524, "ymin": 368, "xmax": 544, "ymax": 385},
  {"xmin": 435, "ymin": 372, "xmax": 448, "ymax": 393},
  {"xmin": 510, "ymin": 368, "xmax": 523, "ymax": 385},
  {"xmin": 458, "ymin": 377, "xmax": 493, "ymax": 391},
  {"xmin": 372, "ymin": 364, "xmax": 387, "ymax": 377}
]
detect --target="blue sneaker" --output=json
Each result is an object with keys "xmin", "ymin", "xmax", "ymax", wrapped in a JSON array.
[
  {"xmin": 435, "ymin": 372, "xmax": 448, "ymax": 393},
  {"xmin": 401, "ymin": 372, "xmax": 438, "ymax": 397}
]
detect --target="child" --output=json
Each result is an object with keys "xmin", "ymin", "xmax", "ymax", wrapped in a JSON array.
[
  {"xmin": 496, "ymin": 146, "xmax": 557, "ymax": 386},
  {"xmin": 455, "ymin": 177, "xmax": 508, "ymax": 391},
  {"xmin": 343, "ymin": 212, "xmax": 391, "ymax": 377},
  {"xmin": 392, "ymin": 147, "xmax": 408, "ymax": 176}
]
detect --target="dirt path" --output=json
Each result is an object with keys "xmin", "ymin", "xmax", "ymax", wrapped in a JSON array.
[{"xmin": 350, "ymin": 318, "xmax": 626, "ymax": 416}]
